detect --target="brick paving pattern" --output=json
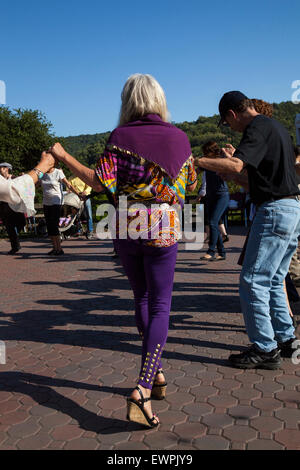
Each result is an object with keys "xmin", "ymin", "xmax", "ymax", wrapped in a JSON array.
[{"xmin": 0, "ymin": 227, "xmax": 300, "ymax": 450}]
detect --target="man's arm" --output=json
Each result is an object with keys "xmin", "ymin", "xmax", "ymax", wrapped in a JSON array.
[{"xmin": 195, "ymin": 151, "xmax": 246, "ymax": 175}]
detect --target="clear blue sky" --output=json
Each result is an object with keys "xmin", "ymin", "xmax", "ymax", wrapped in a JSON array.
[{"xmin": 1, "ymin": 0, "xmax": 300, "ymax": 136}]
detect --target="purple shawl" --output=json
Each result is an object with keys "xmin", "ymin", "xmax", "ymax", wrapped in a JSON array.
[{"xmin": 107, "ymin": 114, "xmax": 192, "ymax": 180}]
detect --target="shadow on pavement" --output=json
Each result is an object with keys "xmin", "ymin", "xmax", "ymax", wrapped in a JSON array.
[{"xmin": 0, "ymin": 372, "xmax": 143, "ymax": 434}]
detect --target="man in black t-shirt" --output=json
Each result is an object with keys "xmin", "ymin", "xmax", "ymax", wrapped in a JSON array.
[{"xmin": 195, "ymin": 91, "xmax": 300, "ymax": 369}]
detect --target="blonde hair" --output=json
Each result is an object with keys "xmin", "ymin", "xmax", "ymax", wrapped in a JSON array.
[{"xmin": 119, "ymin": 74, "xmax": 169, "ymax": 126}]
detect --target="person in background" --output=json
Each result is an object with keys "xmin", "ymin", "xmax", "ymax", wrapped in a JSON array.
[
  {"xmin": 40, "ymin": 163, "xmax": 79, "ymax": 256},
  {"xmin": 48, "ymin": 73, "xmax": 197, "ymax": 428},
  {"xmin": 0, "ymin": 163, "xmax": 13, "ymax": 180},
  {"xmin": 197, "ymin": 141, "xmax": 230, "ymax": 261},
  {"xmin": 196, "ymin": 171, "xmax": 229, "ymax": 244},
  {"xmin": 69, "ymin": 176, "xmax": 94, "ymax": 239},
  {"xmin": 251, "ymin": 99, "xmax": 273, "ymax": 118},
  {"xmin": 290, "ymin": 145, "xmax": 300, "ymax": 287},
  {"xmin": 0, "ymin": 163, "xmax": 26, "ymax": 254},
  {"xmin": 195, "ymin": 91, "xmax": 300, "ymax": 368},
  {"xmin": 0, "ymin": 154, "xmax": 55, "ymax": 212},
  {"xmin": 219, "ymin": 215, "xmax": 229, "ymax": 243}
]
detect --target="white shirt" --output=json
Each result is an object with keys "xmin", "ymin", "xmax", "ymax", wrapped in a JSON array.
[
  {"xmin": 41, "ymin": 168, "xmax": 66, "ymax": 205},
  {"xmin": 0, "ymin": 174, "xmax": 36, "ymax": 216}
]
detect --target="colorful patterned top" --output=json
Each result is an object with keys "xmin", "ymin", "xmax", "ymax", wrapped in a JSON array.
[{"xmin": 95, "ymin": 147, "xmax": 197, "ymax": 247}]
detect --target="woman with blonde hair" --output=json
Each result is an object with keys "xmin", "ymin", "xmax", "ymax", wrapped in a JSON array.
[{"xmin": 49, "ymin": 73, "xmax": 197, "ymax": 428}]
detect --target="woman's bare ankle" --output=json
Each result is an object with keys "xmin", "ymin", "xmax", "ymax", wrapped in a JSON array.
[
  {"xmin": 131, "ymin": 385, "xmax": 150, "ymax": 399},
  {"xmin": 154, "ymin": 371, "xmax": 165, "ymax": 385},
  {"xmin": 130, "ymin": 385, "xmax": 159, "ymax": 423}
]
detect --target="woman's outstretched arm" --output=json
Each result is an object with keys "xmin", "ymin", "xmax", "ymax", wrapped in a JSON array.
[
  {"xmin": 0, "ymin": 152, "xmax": 55, "ymax": 215},
  {"xmin": 49, "ymin": 142, "xmax": 104, "ymax": 192}
]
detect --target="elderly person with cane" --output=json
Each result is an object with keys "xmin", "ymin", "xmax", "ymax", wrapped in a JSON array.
[{"xmin": 48, "ymin": 73, "xmax": 197, "ymax": 428}]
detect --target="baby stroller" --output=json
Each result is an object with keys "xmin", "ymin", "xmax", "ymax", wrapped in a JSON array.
[{"xmin": 59, "ymin": 193, "xmax": 88, "ymax": 240}]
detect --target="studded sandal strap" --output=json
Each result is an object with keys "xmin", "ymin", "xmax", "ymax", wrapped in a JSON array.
[{"xmin": 134, "ymin": 386, "xmax": 150, "ymax": 403}]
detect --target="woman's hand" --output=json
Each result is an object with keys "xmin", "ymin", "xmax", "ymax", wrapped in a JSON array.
[
  {"xmin": 49, "ymin": 142, "xmax": 68, "ymax": 161},
  {"xmin": 221, "ymin": 144, "xmax": 236, "ymax": 158},
  {"xmin": 27, "ymin": 151, "xmax": 55, "ymax": 183},
  {"xmin": 37, "ymin": 151, "xmax": 56, "ymax": 173}
]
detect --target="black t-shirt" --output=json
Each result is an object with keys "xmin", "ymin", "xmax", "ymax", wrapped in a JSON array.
[{"xmin": 234, "ymin": 115, "xmax": 300, "ymax": 205}]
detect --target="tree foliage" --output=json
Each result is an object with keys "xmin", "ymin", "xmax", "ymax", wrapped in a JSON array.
[
  {"xmin": 1, "ymin": 100, "xmax": 300, "ymax": 194},
  {"xmin": 62, "ymin": 101, "xmax": 300, "ymax": 166},
  {"xmin": 0, "ymin": 107, "xmax": 54, "ymax": 173}
]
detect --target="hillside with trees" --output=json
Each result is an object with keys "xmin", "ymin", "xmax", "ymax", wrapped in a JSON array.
[
  {"xmin": 61, "ymin": 101, "xmax": 300, "ymax": 169},
  {"xmin": 1, "ymin": 100, "xmax": 299, "ymax": 182}
]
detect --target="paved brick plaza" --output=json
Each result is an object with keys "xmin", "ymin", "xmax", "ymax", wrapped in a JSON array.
[{"xmin": 0, "ymin": 227, "xmax": 299, "ymax": 450}]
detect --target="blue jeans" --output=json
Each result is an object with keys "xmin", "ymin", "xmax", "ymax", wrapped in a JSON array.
[
  {"xmin": 207, "ymin": 192, "xmax": 230, "ymax": 256},
  {"xmin": 239, "ymin": 198, "xmax": 300, "ymax": 352},
  {"xmin": 85, "ymin": 198, "xmax": 94, "ymax": 233}
]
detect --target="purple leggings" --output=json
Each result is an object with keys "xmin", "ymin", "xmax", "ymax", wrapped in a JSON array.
[{"xmin": 113, "ymin": 239, "xmax": 178, "ymax": 390}]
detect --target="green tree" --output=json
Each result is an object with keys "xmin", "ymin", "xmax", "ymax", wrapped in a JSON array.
[{"xmin": 0, "ymin": 107, "xmax": 54, "ymax": 174}]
